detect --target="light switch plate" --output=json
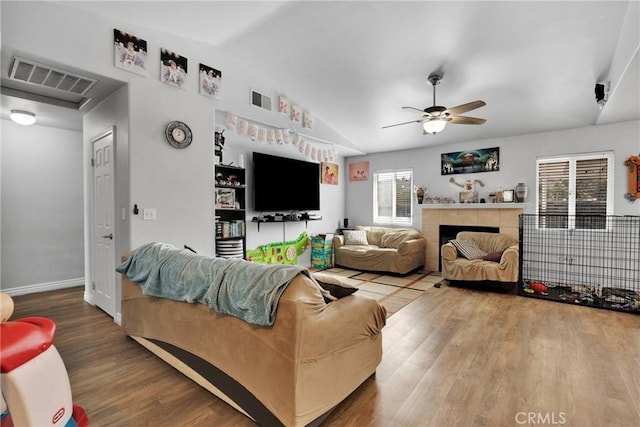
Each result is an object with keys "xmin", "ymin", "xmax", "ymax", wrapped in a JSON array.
[{"xmin": 143, "ymin": 208, "xmax": 156, "ymax": 220}]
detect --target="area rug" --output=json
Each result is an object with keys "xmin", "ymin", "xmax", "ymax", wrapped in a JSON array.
[{"xmin": 309, "ymin": 267, "xmax": 442, "ymax": 317}]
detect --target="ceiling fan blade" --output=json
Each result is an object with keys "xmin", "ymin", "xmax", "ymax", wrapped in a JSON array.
[
  {"xmin": 401, "ymin": 106, "xmax": 426, "ymax": 113},
  {"xmin": 449, "ymin": 116, "xmax": 486, "ymax": 125},
  {"xmin": 382, "ymin": 119, "xmax": 424, "ymax": 129},
  {"xmin": 445, "ymin": 100, "xmax": 486, "ymax": 116}
]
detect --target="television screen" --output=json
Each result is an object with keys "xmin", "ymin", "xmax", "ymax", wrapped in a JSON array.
[{"xmin": 253, "ymin": 152, "xmax": 320, "ymax": 212}]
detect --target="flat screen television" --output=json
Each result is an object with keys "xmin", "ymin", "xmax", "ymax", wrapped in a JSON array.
[{"xmin": 253, "ymin": 152, "xmax": 320, "ymax": 212}]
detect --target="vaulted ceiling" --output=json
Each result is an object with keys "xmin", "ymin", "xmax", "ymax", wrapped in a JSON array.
[{"xmin": 3, "ymin": 1, "xmax": 639, "ymax": 154}]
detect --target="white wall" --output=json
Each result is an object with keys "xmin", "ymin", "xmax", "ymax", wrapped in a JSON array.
[
  {"xmin": 346, "ymin": 120, "xmax": 640, "ymax": 228},
  {"xmin": 1, "ymin": 120, "xmax": 84, "ymax": 292},
  {"xmin": 1, "ymin": 2, "xmax": 348, "ymax": 266}
]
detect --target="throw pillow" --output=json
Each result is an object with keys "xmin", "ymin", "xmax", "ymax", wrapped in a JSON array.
[
  {"xmin": 482, "ymin": 251, "xmax": 504, "ymax": 262},
  {"xmin": 312, "ymin": 272, "xmax": 359, "ymax": 302},
  {"xmin": 343, "ymin": 230, "xmax": 368, "ymax": 246},
  {"xmin": 450, "ymin": 239, "xmax": 487, "ymax": 260}
]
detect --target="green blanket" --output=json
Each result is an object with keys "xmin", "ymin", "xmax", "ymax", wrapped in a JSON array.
[{"xmin": 116, "ymin": 242, "xmax": 308, "ymax": 326}]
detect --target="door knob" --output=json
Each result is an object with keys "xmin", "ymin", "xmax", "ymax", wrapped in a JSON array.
[{"xmin": 101, "ymin": 233, "xmax": 113, "ymax": 240}]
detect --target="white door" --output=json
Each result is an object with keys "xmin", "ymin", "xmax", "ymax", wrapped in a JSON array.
[{"xmin": 92, "ymin": 129, "xmax": 116, "ymax": 317}]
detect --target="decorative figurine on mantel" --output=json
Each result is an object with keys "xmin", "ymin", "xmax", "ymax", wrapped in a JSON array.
[
  {"xmin": 449, "ymin": 177, "xmax": 484, "ymax": 203},
  {"xmin": 515, "ymin": 182, "xmax": 528, "ymax": 202},
  {"xmin": 415, "ymin": 185, "xmax": 427, "ymax": 204}
]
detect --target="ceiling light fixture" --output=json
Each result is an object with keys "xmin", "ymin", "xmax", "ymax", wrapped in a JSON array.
[
  {"xmin": 10, "ymin": 110, "xmax": 36, "ymax": 126},
  {"xmin": 422, "ymin": 119, "xmax": 447, "ymax": 134}
]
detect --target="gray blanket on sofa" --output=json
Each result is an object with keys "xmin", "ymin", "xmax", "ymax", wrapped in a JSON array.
[{"xmin": 116, "ymin": 242, "xmax": 307, "ymax": 326}]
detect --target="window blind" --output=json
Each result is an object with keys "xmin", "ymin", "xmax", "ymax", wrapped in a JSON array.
[
  {"xmin": 575, "ymin": 158, "xmax": 607, "ymax": 215},
  {"xmin": 374, "ymin": 170, "xmax": 413, "ymax": 224},
  {"xmin": 537, "ymin": 153, "xmax": 612, "ymax": 230},
  {"xmin": 538, "ymin": 160, "xmax": 569, "ymax": 216}
]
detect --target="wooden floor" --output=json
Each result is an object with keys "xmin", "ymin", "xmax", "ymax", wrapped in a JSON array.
[{"xmin": 9, "ymin": 283, "xmax": 639, "ymax": 427}]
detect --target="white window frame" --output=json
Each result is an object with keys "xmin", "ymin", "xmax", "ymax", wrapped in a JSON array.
[
  {"xmin": 373, "ymin": 169, "xmax": 413, "ymax": 225},
  {"xmin": 536, "ymin": 151, "xmax": 614, "ymax": 229}
]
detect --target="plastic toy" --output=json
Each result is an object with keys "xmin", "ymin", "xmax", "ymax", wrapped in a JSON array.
[
  {"xmin": 530, "ymin": 282, "xmax": 548, "ymax": 294},
  {"xmin": 246, "ymin": 232, "xmax": 309, "ymax": 265},
  {"xmin": 0, "ymin": 292, "xmax": 88, "ymax": 427}
]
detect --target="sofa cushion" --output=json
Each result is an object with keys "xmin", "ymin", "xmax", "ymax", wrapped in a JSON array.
[
  {"xmin": 380, "ymin": 229, "xmax": 422, "ymax": 248},
  {"xmin": 343, "ymin": 230, "xmax": 369, "ymax": 246},
  {"xmin": 355, "ymin": 226, "xmax": 386, "ymax": 246},
  {"xmin": 450, "ymin": 239, "xmax": 487, "ymax": 260}
]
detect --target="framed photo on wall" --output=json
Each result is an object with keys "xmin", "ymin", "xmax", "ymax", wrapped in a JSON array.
[
  {"xmin": 349, "ymin": 161, "xmax": 369, "ymax": 181},
  {"xmin": 321, "ymin": 162, "xmax": 339, "ymax": 185},
  {"xmin": 160, "ymin": 48, "xmax": 187, "ymax": 89},
  {"xmin": 199, "ymin": 63, "xmax": 222, "ymax": 99},
  {"xmin": 114, "ymin": 29, "xmax": 148, "ymax": 76}
]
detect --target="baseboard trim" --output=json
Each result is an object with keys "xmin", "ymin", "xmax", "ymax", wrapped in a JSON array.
[{"xmin": 2, "ymin": 278, "xmax": 85, "ymax": 296}]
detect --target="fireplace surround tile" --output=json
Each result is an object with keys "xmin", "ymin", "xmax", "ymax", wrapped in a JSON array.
[{"xmin": 421, "ymin": 205, "xmax": 525, "ymax": 272}]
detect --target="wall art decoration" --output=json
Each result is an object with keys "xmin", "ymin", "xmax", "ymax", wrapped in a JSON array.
[
  {"xmin": 291, "ymin": 105, "xmax": 302, "ymax": 123},
  {"xmin": 624, "ymin": 155, "xmax": 640, "ymax": 201},
  {"xmin": 441, "ymin": 147, "xmax": 500, "ymax": 175},
  {"xmin": 279, "ymin": 96, "xmax": 290, "ymax": 115},
  {"xmin": 303, "ymin": 111, "xmax": 313, "ymax": 129},
  {"xmin": 114, "ymin": 29, "xmax": 147, "ymax": 76},
  {"xmin": 199, "ymin": 63, "xmax": 221, "ymax": 99},
  {"xmin": 322, "ymin": 162, "xmax": 339, "ymax": 185},
  {"xmin": 160, "ymin": 48, "xmax": 187, "ymax": 89},
  {"xmin": 349, "ymin": 161, "xmax": 369, "ymax": 181}
]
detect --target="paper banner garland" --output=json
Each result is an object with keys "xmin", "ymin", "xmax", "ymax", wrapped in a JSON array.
[
  {"xmin": 225, "ymin": 112, "xmax": 237, "ymax": 130},
  {"xmin": 237, "ymin": 119, "xmax": 248, "ymax": 136},
  {"xmin": 249, "ymin": 124, "xmax": 258, "ymax": 141},
  {"xmin": 258, "ymin": 127, "xmax": 267, "ymax": 143},
  {"xmin": 218, "ymin": 111, "xmax": 337, "ymax": 162}
]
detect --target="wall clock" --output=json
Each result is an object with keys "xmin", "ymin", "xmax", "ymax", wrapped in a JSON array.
[{"xmin": 165, "ymin": 121, "xmax": 192, "ymax": 149}]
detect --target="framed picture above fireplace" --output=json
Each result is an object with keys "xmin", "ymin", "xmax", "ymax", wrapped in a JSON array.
[{"xmin": 441, "ymin": 147, "xmax": 500, "ymax": 175}]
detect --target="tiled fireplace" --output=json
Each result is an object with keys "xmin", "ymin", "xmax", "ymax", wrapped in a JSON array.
[{"xmin": 422, "ymin": 204, "xmax": 525, "ymax": 272}]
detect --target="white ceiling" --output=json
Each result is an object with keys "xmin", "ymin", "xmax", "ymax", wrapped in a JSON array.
[{"xmin": 3, "ymin": 1, "xmax": 639, "ymax": 154}]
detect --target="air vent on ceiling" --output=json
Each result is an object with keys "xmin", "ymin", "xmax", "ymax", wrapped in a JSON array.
[{"xmin": 8, "ymin": 56, "xmax": 97, "ymax": 96}]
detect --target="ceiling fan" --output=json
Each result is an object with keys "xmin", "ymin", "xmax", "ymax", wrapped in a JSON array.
[{"xmin": 383, "ymin": 73, "xmax": 487, "ymax": 135}]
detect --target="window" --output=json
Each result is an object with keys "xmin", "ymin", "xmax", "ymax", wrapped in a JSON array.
[
  {"xmin": 373, "ymin": 169, "xmax": 413, "ymax": 224},
  {"xmin": 536, "ymin": 152, "xmax": 613, "ymax": 229}
]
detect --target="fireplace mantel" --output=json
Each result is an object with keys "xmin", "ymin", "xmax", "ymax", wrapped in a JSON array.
[
  {"xmin": 422, "ymin": 206, "xmax": 524, "ymax": 272},
  {"xmin": 421, "ymin": 203, "xmax": 529, "ymax": 209}
]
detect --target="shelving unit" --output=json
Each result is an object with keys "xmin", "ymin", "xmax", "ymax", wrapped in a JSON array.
[{"xmin": 215, "ymin": 164, "xmax": 246, "ymax": 259}]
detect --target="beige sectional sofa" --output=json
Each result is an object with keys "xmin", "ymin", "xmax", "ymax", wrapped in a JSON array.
[
  {"xmin": 441, "ymin": 231, "xmax": 519, "ymax": 284},
  {"xmin": 122, "ymin": 262, "xmax": 386, "ymax": 427},
  {"xmin": 332, "ymin": 225, "xmax": 426, "ymax": 274}
]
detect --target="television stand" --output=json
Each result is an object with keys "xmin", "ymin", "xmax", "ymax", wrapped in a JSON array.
[{"xmin": 252, "ymin": 216, "xmax": 322, "ymax": 232}]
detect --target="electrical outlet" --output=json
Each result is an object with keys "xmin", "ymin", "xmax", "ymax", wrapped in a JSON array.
[{"xmin": 143, "ymin": 208, "xmax": 157, "ymax": 220}]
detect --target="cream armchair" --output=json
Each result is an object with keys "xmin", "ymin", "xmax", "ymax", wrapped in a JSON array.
[{"xmin": 441, "ymin": 231, "xmax": 519, "ymax": 284}]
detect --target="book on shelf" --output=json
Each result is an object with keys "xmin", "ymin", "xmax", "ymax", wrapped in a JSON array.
[{"xmin": 216, "ymin": 220, "xmax": 245, "ymax": 238}]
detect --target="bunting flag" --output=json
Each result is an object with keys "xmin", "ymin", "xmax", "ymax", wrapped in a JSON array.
[{"xmin": 221, "ymin": 111, "xmax": 338, "ymax": 162}]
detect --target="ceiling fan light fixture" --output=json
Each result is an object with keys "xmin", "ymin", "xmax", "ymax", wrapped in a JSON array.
[
  {"xmin": 10, "ymin": 109, "xmax": 36, "ymax": 126},
  {"xmin": 423, "ymin": 119, "xmax": 446, "ymax": 134}
]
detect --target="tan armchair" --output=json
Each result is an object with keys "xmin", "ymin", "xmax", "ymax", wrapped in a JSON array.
[{"xmin": 441, "ymin": 231, "xmax": 519, "ymax": 284}]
